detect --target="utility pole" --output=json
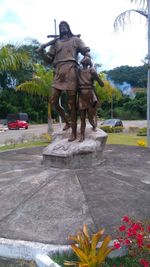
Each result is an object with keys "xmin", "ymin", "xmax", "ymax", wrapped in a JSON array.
[
  {"xmin": 111, "ymin": 93, "xmax": 114, "ymax": 119},
  {"xmin": 54, "ymin": 19, "xmax": 62, "ymax": 129},
  {"xmin": 147, "ymin": 0, "xmax": 150, "ymax": 147}
]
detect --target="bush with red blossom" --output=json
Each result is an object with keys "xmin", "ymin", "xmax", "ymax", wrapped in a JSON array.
[{"xmin": 113, "ymin": 216, "xmax": 150, "ymax": 267}]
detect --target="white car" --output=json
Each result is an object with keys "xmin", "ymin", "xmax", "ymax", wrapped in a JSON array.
[
  {"xmin": 100, "ymin": 119, "xmax": 123, "ymax": 127},
  {"xmin": 0, "ymin": 124, "xmax": 8, "ymax": 132}
]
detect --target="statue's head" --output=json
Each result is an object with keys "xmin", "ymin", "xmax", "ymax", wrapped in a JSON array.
[
  {"xmin": 81, "ymin": 56, "xmax": 92, "ymax": 67},
  {"xmin": 59, "ymin": 21, "xmax": 73, "ymax": 38}
]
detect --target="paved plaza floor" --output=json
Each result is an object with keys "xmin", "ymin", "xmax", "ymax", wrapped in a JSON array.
[{"xmin": 0, "ymin": 144, "xmax": 149, "ymax": 245}]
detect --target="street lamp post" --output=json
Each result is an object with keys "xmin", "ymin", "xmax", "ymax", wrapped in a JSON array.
[
  {"xmin": 54, "ymin": 19, "xmax": 62, "ymax": 129},
  {"xmin": 147, "ymin": 0, "xmax": 150, "ymax": 147}
]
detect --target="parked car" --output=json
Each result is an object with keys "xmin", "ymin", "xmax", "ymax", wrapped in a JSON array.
[
  {"xmin": 100, "ymin": 119, "xmax": 123, "ymax": 127},
  {"xmin": 0, "ymin": 124, "xmax": 8, "ymax": 132},
  {"xmin": 7, "ymin": 113, "xmax": 29, "ymax": 130}
]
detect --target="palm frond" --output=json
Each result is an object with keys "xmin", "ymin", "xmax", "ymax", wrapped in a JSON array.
[
  {"xmin": 131, "ymin": 0, "xmax": 148, "ymax": 8},
  {"xmin": 16, "ymin": 80, "xmax": 50, "ymax": 98},
  {"xmin": 114, "ymin": 8, "xmax": 148, "ymax": 31},
  {"xmin": 0, "ymin": 45, "xmax": 30, "ymax": 71}
]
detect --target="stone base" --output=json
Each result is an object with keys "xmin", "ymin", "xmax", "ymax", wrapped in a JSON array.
[{"xmin": 42, "ymin": 125, "xmax": 108, "ymax": 169}]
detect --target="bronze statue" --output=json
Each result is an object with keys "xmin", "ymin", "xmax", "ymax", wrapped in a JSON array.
[
  {"xmin": 38, "ymin": 21, "xmax": 91, "ymax": 142},
  {"xmin": 78, "ymin": 56, "xmax": 104, "ymax": 142}
]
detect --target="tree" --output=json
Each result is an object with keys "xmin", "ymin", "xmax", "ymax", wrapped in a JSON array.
[
  {"xmin": 16, "ymin": 64, "xmax": 53, "ymax": 133},
  {"xmin": 106, "ymin": 65, "xmax": 148, "ymax": 88},
  {"xmin": 114, "ymin": 0, "xmax": 148, "ymax": 30},
  {"xmin": 0, "ymin": 44, "xmax": 29, "ymax": 72},
  {"xmin": 0, "ymin": 44, "xmax": 30, "ymax": 90},
  {"xmin": 114, "ymin": 0, "xmax": 150, "ymax": 147},
  {"xmin": 95, "ymin": 73, "xmax": 122, "ymax": 118}
]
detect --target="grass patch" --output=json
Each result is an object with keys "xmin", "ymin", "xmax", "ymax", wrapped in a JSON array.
[
  {"xmin": 106, "ymin": 133, "xmax": 147, "ymax": 146},
  {"xmin": 0, "ymin": 140, "xmax": 49, "ymax": 152},
  {"xmin": 51, "ymin": 251, "xmax": 78, "ymax": 267}
]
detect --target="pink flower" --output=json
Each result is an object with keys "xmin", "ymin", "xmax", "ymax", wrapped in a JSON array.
[
  {"xmin": 119, "ymin": 225, "xmax": 126, "ymax": 232},
  {"xmin": 114, "ymin": 241, "xmax": 121, "ymax": 249}
]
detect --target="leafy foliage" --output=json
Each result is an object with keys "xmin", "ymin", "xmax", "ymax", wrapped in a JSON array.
[
  {"xmin": 106, "ymin": 65, "xmax": 148, "ymax": 88},
  {"xmin": 137, "ymin": 127, "xmax": 147, "ymax": 136},
  {"xmin": 0, "ymin": 44, "xmax": 29, "ymax": 72},
  {"xmin": 16, "ymin": 63, "xmax": 53, "ymax": 132},
  {"xmin": 96, "ymin": 75, "xmax": 122, "ymax": 104},
  {"xmin": 100, "ymin": 126, "xmax": 124, "ymax": 133}
]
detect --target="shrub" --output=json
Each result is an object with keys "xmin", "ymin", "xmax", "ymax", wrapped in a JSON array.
[
  {"xmin": 100, "ymin": 126, "xmax": 114, "ymax": 133},
  {"xmin": 114, "ymin": 126, "xmax": 124, "ymax": 133},
  {"xmin": 100, "ymin": 126, "xmax": 124, "ymax": 133},
  {"xmin": 64, "ymin": 224, "xmax": 114, "ymax": 267},
  {"xmin": 40, "ymin": 132, "xmax": 52, "ymax": 142},
  {"xmin": 114, "ymin": 216, "xmax": 150, "ymax": 266},
  {"xmin": 137, "ymin": 128, "xmax": 147, "ymax": 136}
]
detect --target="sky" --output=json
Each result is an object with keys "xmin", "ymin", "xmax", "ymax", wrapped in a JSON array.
[{"xmin": 0, "ymin": 0, "xmax": 148, "ymax": 70}]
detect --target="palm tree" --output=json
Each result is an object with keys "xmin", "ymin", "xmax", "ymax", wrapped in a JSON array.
[
  {"xmin": 114, "ymin": 0, "xmax": 150, "ymax": 147},
  {"xmin": 16, "ymin": 64, "xmax": 53, "ymax": 133},
  {"xmin": 0, "ymin": 44, "xmax": 29, "ymax": 72},
  {"xmin": 114, "ymin": 0, "xmax": 147, "ymax": 30}
]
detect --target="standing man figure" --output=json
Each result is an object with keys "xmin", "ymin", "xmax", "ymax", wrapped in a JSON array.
[{"xmin": 39, "ymin": 21, "xmax": 91, "ymax": 141}]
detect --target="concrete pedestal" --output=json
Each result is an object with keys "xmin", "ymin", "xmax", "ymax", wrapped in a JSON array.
[{"xmin": 42, "ymin": 125, "xmax": 108, "ymax": 169}]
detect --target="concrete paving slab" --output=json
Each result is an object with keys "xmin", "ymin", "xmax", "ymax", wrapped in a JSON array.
[{"xmin": 0, "ymin": 145, "xmax": 149, "ymax": 245}]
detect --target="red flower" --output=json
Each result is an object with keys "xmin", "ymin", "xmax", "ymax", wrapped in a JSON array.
[
  {"xmin": 147, "ymin": 225, "xmax": 150, "ymax": 232},
  {"xmin": 139, "ymin": 258, "xmax": 149, "ymax": 267},
  {"xmin": 132, "ymin": 223, "xmax": 143, "ymax": 231},
  {"xmin": 137, "ymin": 238, "xmax": 143, "ymax": 248},
  {"xmin": 114, "ymin": 241, "xmax": 121, "ymax": 249},
  {"xmin": 119, "ymin": 225, "xmax": 126, "ymax": 231},
  {"xmin": 122, "ymin": 215, "xmax": 130, "ymax": 223},
  {"xmin": 137, "ymin": 233, "xmax": 143, "ymax": 240},
  {"xmin": 127, "ymin": 227, "xmax": 136, "ymax": 237},
  {"xmin": 127, "ymin": 231, "xmax": 133, "ymax": 237},
  {"xmin": 125, "ymin": 239, "xmax": 131, "ymax": 245}
]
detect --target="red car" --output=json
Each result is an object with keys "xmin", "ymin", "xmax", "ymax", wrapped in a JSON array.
[{"xmin": 7, "ymin": 113, "xmax": 29, "ymax": 130}]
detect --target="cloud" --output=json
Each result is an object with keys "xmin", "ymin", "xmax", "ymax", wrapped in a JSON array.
[{"xmin": 0, "ymin": 0, "xmax": 148, "ymax": 70}]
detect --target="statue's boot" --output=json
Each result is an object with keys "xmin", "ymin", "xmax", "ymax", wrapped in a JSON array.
[
  {"xmin": 79, "ymin": 134, "xmax": 85, "ymax": 142},
  {"xmin": 59, "ymin": 113, "xmax": 70, "ymax": 131},
  {"xmin": 63, "ymin": 122, "xmax": 71, "ymax": 131},
  {"xmin": 54, "ymin": 102, "xmax": 70, "ymax": 131},
  {"xmin": 68, "ymin": 123, "xmax": 77, "ymax": 142}
]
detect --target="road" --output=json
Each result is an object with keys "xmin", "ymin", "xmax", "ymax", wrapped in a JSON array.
[
  {"xmin": 0, "ymin": 120, "xmax": 147, "ymax": 145},
  {"xmin": 0, "ymin": 124, "xmax": 48, "ymax": 145}
]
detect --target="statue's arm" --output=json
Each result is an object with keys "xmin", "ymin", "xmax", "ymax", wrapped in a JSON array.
[
  {"xmin": 91, "ymin": 69, "xmax": 104, "ymax": 87},
  {"xmin": 76, "ymin": 37, "xmax": 91, "ymax": 57},
  {"xmin": 37, "ymin": 44, "xmax": 55, "ymax": 64}
]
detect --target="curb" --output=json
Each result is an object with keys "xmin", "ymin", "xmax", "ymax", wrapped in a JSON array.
[
  {"xmin": 0, "ymin": 238, "xmax": 128, "ymax": 267},
  {"xmin": 0, "ymin": 238, "xmax": 70, "ymax": 267}
]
